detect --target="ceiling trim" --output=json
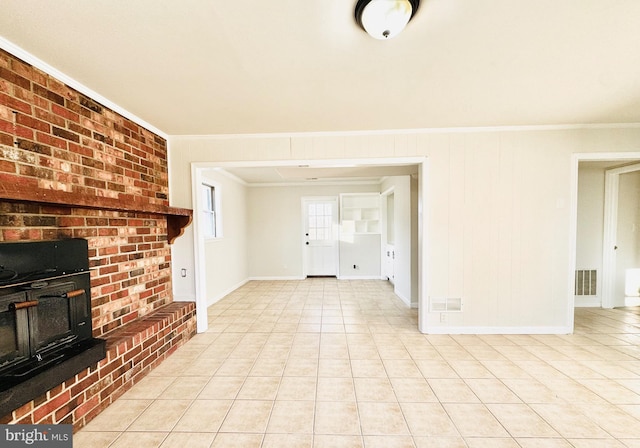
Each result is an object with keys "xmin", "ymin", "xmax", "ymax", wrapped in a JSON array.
[
  {"xmin": 171, "ymin": 122, "xmax": 640, "ymax": 140},
  {"xmin": 0, "ymin": 37, "xmax": 168, "ymax": 139}
]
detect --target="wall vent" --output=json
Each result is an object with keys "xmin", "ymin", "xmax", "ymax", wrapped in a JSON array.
[
  {"xmin": 575, "ymin": 270, "xmax": 597, "ymax": 296},
  {"xmin": 430, "ymin": 297, "xmax": 463, "ymax": 312}
]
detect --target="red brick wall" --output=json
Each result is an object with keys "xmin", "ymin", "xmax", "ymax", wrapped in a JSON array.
[
  {"xmin": 0, "ymin": 48, "xmax": 196, "ymax": 428},
  {"xmin": 0, "ymin": 49, "xmax": 168, "ymax": 207}
]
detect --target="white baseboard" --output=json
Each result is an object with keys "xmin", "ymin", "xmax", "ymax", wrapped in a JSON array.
[
  {"xmin": 422, "ymin": 326, "xmax": 573, "ymax": 335},
  {"xmin": 625, "ymin": 296, "xmax": 640, "ymax": 306},
  {"xmin": 248, "ymin": 276, "xmax": 306, "ymax": 281},
  {"xmin": 339, "ymin": 275, "xmax": 383, "ymax": 280},
  {"xmin": 574, "ymin": 296, "xmax": 601, "ymax": 307},
  {"xmin": 394, "ymin": 290, "xmax": 411, "ymax": 307},
  {"xmin": 207, "ymin": 278, "xmax": 250, "ymax": 307}
]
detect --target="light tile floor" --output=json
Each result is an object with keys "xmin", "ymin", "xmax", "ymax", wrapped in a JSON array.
[{"xmin": 76, "ymin": 279, "xmax": 640, "ymax": 447}]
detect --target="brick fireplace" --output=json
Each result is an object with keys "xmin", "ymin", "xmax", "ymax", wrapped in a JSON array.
[{"xmin": 0, "ymin": 48, "xmax": 196, "ymax": 429}]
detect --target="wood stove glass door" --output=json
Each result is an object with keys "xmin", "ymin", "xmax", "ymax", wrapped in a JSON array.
[
  {"xmin": 0, "ymin": 292, "xmax": 26, "ymax": 369},
  {"xmin": 30, "ymin": 282, "xmax": 76, "ymax": 353}
]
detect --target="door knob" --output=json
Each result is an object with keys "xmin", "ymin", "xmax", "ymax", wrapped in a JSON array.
[{"xmin": 306, "ymin": 242, "xmax": 309, "ymax": 245}]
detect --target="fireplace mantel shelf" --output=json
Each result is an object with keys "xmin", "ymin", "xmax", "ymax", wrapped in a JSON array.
[{"xmin": 0, "ymin": 184, "xmax": 192, "ymax": 244}]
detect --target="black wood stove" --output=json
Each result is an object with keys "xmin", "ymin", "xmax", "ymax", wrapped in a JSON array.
[{"xmin": 0, "ymin": 239, "xmax": 106, "ymax": 416}]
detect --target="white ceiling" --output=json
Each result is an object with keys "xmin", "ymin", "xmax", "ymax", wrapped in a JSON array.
[{"xmin": 1, "ymin": 0, "xmax": 640, "ymax": 136}]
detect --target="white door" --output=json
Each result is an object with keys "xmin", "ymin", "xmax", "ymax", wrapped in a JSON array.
[{"xmin": 303, "ymin": 198, "xmax": 338, "ymax": 277}]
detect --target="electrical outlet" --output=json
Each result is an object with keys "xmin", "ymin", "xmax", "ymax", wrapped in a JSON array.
[{"xmin": 440, "ymin": 313, "xmax": 447, "ymax": 323}]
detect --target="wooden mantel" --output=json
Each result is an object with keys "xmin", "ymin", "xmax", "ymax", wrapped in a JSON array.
[{"xmin": 0, "ymin": 181, "xmax": 192, "ymax": 244}]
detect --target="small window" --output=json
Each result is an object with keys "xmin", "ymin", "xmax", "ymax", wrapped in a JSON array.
[
  {"xmin": 308, "ymin": 202, "xmax": 333, "ymax": 241},
  {"xmin": 201, "ymin": 183, "xmax": 219, "ymax": 238}
]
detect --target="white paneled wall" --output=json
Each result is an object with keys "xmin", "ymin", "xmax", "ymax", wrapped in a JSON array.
[{"xmin": 170, "ymin": 126, "xmax": 640, "ymax": 333}]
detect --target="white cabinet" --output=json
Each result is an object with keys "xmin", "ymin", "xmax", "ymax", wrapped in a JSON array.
[{"xmin": 340, "ymin": 193, "xmax": 381, "ymax": 234}]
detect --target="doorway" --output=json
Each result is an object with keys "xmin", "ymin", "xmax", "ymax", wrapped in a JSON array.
[
  {"xmin": 572, "ymin": 154, "xmax": 640, "ymax": 316},
  {"xmin": 186, "ymin": 157, "xmax": 428, "ymax": 333},
  {"xmin": 302, "ymin": 197, "xmax": 338, "ymax": 277}
]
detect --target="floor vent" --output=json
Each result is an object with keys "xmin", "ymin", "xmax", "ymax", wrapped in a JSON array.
[{"xmin": 575, "ymin": 270, "xmax": 597, "ymax": 296}]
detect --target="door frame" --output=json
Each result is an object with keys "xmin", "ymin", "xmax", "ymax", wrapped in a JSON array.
[
  {"xmin": 301, "ymin": 196, "xmax": 339, "ymax": 278},
  {"xmin": 189, "ymin": 156, "xmax": 429, "ymax": 333}
]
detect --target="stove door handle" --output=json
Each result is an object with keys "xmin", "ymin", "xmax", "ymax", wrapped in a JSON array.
[
  {"xmin": 64, "ymin": 289, "xmax": 85, "ymax": 299},
  {"xmin": 10, "ymin": 300, "xmax": 39, "ymax": 310}
]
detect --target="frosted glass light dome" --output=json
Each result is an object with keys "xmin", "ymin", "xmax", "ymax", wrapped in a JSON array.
[{"xmin": 356, "ymin": 0, "xmax": 419, "ymax": 40}]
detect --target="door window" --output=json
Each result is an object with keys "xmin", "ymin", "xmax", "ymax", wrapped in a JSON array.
[{"xmin": 308, "ymin": 203, "xmax": 332, "ymax": 241}]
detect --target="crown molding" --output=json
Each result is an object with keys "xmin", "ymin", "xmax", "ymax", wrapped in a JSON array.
[{"xmin": 171, "ymin": 122, "xmax": 640, "ymax": 140}]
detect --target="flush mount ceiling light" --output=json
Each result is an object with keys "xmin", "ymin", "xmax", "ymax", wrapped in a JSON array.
[{"xmin": 355, "ymin": 0, "xmax": 419, "ymax": 40}]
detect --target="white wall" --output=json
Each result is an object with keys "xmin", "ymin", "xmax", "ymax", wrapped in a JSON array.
[
  {"xmin": 200, "ymin": 170, "xmax": 249, "ymax": 304},
  {"xmin": 339, "ymin": 234, "xmax": 381, "ymax": 279},
  {"xmin": 169, "ymin": 126, "xmax": 640, "ymax": 333},
  {"xmin": 381, "ymin": 176, "xmax": 413, "ymax": 305},
  {"xmin": 171, "ymin": 223, "xmax": 197, "ymax": 301},
  {"xmin": 575, "ymin": 164, "xmax": 605, "ymax": 306},
  {"xmin": 247, "ymin": 184, "xmax": 380, "ymax": 279},
  {"xmin": 171, "ymin": 168, "xmax": 250, "ymax": 308}
]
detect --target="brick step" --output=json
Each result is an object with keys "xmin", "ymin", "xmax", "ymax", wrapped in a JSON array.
[{"xmin": 2, "ymin": 301, "xmax": 197, "ymax": 430}]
